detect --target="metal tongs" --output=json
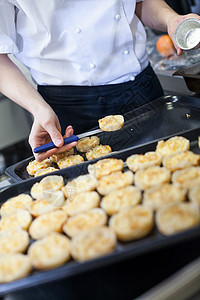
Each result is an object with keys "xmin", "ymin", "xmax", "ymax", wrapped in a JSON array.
[{"xmin": 33, "ymin": 128, "xmax": 102, "ymax": 153}]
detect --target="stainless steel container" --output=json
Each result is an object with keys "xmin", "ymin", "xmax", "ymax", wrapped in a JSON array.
[{"xmin": 174, "ymin": 18, "xmax": 200, "ymax": 50}]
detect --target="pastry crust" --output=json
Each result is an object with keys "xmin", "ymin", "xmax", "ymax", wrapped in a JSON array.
[
  {"xmin": 0, "ymin": 210, "xmax": 32, "ymax": 231},
  {"xmin": 50, "ymin": 148, "xmax": 75, "ymax": 163},
  {"xmin": 88, "ymin": 158, "xmax": 124, "ymax": 179},
  {"xmin": 97, "ymin": 171, "xmax": 134, "ymax": 195},
  {"xmin": 63, "ymin": 208, "xmax": 107, "ymax": 238},
  {"xmin": 30, "ymin": 175, "xmax": 64, "ymax": 200},
  {"xmin": 57, "ymin": 155, "xmax": 84, "ymax": 169},
  {"xmin": 188, "ymin": 186, "xmax": 200, "ymax": 206},
  {"xmin": 134, "ymin": 166, "xmax": 171, "ymax": 190},
  {"xmin": 156, "ymin": 136, "xmax": 190, "ymax": 157},
  {"xmin": 156, "ymin": 203, "xmax": 200, "ymax": 235},
  {"xmin": 162, "ymin": 151, "xmax": 200, "ymax": 172},
  {"xmin": 0, "ymin": 194, "xmax": 33, "ymax": 217},
  {"xmin": 98, "ymin": 115, "xmax": 124, "ymax": 131},
  {"xmin": 109, "ymin": 205, "xmax": 154, "ymax": 241},
  {"xmin": 26, "ymin": 158, "xmax": 52, "ymax": 176},
  {"xmin": 34, "ymin": 167, "xmax": 58, "ymax": 177},
  {"xmin": 143, "ymin": 183, "xmax": 186, "ymax": 210},
  {"xmin": 62, "ymin": 191, "xmax": 100, "ymax": 216},
  {"xmin": 86, "ymin": 145, "xmax": 112, "ymax": 160},
  {"xmin": 0, "ymin": 230, "xmax": 30, "ymax": 254},
  {"xmin": 0, "ymin": 253, "xmax": 32, "ymax": 283},
  {"xmin": 28, "ymin": 232, "xmax": 71, "ymax": 270},
  {"xmin": 71, "ymin": 226, "xmax": 116, "ymax": 262},
  {"xmin": 29, "ymin": 199, "xmax": 58, "ymax": 217},
  {"xmin": 76, "ymin": 136, "xmax": 100, "ymax": 153},
  {"xmin": 171, "ymin": 166, "xmax": 200, "ymax": 189},
  {"xmin": 29, "ymin": 210, "xmax": 67, "ymax": 240},
  {"xmin": 126, "ymin": 151, "xmax": 162, "ymax": 172},
  {"xmin": 62, "ymin": 174, "xmax": 97, "ymax": 200},
  {"xmin": 101, "ymin": 185, "xmax": 142, "ymax": 215}
]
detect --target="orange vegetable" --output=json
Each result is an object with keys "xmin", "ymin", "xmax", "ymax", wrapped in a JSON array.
[{"xmin": 156, "ymin": 34, "xmax": 176, "ymax": 57}]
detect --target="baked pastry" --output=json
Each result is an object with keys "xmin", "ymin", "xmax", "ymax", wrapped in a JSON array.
[
  {"xmin": 188, "ymin": 186, "xmax": 200, "ymax": 206},
  {"xmin": 171, "ymin": 166, "xmax": 200, "ymax": 189},
  {"xmin": 62, "ymin": 174, "xmax": 97, "ymax": 200},
  {"xmin": 156, "ymin": 136, "xmax": 190, "ymax": 157},
  {"xmin": 101, "ymin": 185, "xmax": 142, "ymax": 215},
  {"xmin": 156, "ymin": 203, "xmax": 200, "ymax": 235},
  {"xmin": 0, "ymin": 229, "xmax": 30, "ymax": 254},
  {"xmin": 62, "ymin": 191, "xmax": 100, "ymax": 216},
  {"xmin": 0, "ymin": 194, "xmax": 33, "ymax": 217},
  {"xmin": 50, "ymin": 148, "xmax": 75, "ymax": 163},
  {"xmin": 57, "ymin": 155, "xmax": 84, "ymax": 169},
  {"xmin": 98, "ymin": 115, "xmax": 124, "ymax": 131},
  {"xmin": 88, "ymin": 158, "xmax": 124, "ymax": 179},
  {"xmin": 26, "ymin": 158, "xmax": 52, "ymax": 176},
  {"xmin": 134, "ymin": 166, "xmax": 171, "ymax": 190},
  {"xmin": 0, "ymin": 210, "xmax": 32, "ymax": 231},
  {"xmin": 86, "ymin": 145, "xmax": 112, "ymax": 160},
  {"xmin": 30, "ymin": 182, "xmax": 43, "ymax": 199},
  {"xmin": 30, "ymin": 175, "xmax": 64, "ymax": 200},
  {"xmin": 29, "ymin": 199, "xmax": 58, "ymax": 217},
  {"xmin": 29, "ymin": 210, "xmax": 67, "ymax": 240},
  {"xmin": 109, "ymin": 205, "xmax": 154, "ymax": 241},
  {"xmin": 126, "ymin": 151, "xmax": 162, "ymax": 172},
  {"xmin": 39, "ymin": 175, "xmax": 64, "ymax": 192},
  {"xmin": 63, "ymin": 208, "xmax": 107, "ymax": 238},
  {"xmin": 76, "ymin": 136, "xmax": 100, "ymax": 153},
  {"xmin": 97, "ymin": 171, "xmax": 134, "ymax": 195},
  {"xmin": 28, "ymin": 232, "xmax": 71, "ymax": 270},
  {"xmin": 0, "ymin": 253, "xmax": 31, "ymax": 283},
  {"xmin": 34, "ymin": 167, "xmax": 58, "ymax": 177},
  {"xmin": 39, "ymin": 190, "xmax": 65, "ymax": 207},
  {"xmin": 162, "ymin": 151, "xmax": 200, "ymax": 172},
  {"xmin": 71, "ymin": 226, "xmax": 117, "ymax": 262},
  {"xmin": 143, "ymin": 183, "xmax": 186, "ymax": 210}
]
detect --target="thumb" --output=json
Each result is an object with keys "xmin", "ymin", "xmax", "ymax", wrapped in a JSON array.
[{"xmin": 44, "ymin": 122, "xmax": 64, "ymax": 147}]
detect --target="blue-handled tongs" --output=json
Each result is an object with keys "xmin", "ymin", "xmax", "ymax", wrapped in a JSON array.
[{"xmin": 34, "ymin": 128, "xmax": 102, "ymax": 153}]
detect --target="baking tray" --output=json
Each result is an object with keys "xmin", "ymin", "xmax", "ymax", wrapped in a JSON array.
[
  {"xmin": 0, "ymin": 128, "xmax": 200, "ymax": 296},
  {"xmin": 5, "ymin": 94, "xmax": 200, "ymax": 182},
  {"xmin": 173, "ymin": 62, "xmax": 200, "ymax": 94}
]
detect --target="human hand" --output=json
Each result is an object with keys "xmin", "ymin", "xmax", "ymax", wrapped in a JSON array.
[
  {"xmin": 29, "ymin": 108, "xmax": 78, "ymax": 162},
  {"xmin": 167, "ymin": 13, "xmax": 200, "ymax": 55}
]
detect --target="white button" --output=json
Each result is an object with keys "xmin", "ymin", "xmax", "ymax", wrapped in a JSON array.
[
  {"xmin": 123, "ymin": 50, "xmax": 129, "ymax": 55},
  {"xmin": 75, "ymin": 27, "xmax": 81, "ymax": 34},
  {"xmin": 115, "ymin": 14, "xmax": 121, "ymax": 21},
  {"xmin": 90, "ymin": 63, "xmax": 96, "ymax": 69},
  {"xmin": 130, "ymin": 76, "xmax": 135, "ymax": 81}
]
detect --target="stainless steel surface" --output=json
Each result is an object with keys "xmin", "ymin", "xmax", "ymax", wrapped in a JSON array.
[
  {"xmin": 77, "ymin": 128, "xmax": 102, "ymax": 139},
  {"xmin": 136, "ymin": 257, "xmax": 200, "ymax": 300}
]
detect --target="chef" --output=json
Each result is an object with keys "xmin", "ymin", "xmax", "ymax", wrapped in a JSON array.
[{"xmin": 0, "ymin": 0, "xmax": 199, "ymax": 161}]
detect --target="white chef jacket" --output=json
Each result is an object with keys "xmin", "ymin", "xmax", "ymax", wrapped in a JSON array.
[{"xmin": 0, "ymin": 0, "xmax": 149, "ymax": 86}]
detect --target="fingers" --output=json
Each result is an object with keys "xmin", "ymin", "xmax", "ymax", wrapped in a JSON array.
[
  {"xmin": 64, "ymin": 125, "xmax": 74, "ymax": 138},
  {"xmin": 34, "ymin": 141, "xmax": 78, "ymax": 162}
]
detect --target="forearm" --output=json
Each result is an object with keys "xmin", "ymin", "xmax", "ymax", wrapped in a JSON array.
[
  {"xmin": 0, "ymin": 54, "xmax": 52, "ymax": 118},
  {"xmin": 136, "ymin": 0, "xmax": 179, "ymax": 32}
]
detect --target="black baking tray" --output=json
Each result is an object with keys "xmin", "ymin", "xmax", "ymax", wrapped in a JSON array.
[
  {"xmin": 0, "ymin": 128, "xmax": 200, "ymax": 296},
  {"xmin": 5, "ymin": 94, "xmax": 200, "ymax": 182},
  {"xmin": 173, "ymin": 62, "xmax": 200, "ymax": 94}
]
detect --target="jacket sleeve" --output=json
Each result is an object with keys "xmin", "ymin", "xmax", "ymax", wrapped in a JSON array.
[{"xmin": 0, "ymin": 1, "xmax": 19, "ymax": 54}]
